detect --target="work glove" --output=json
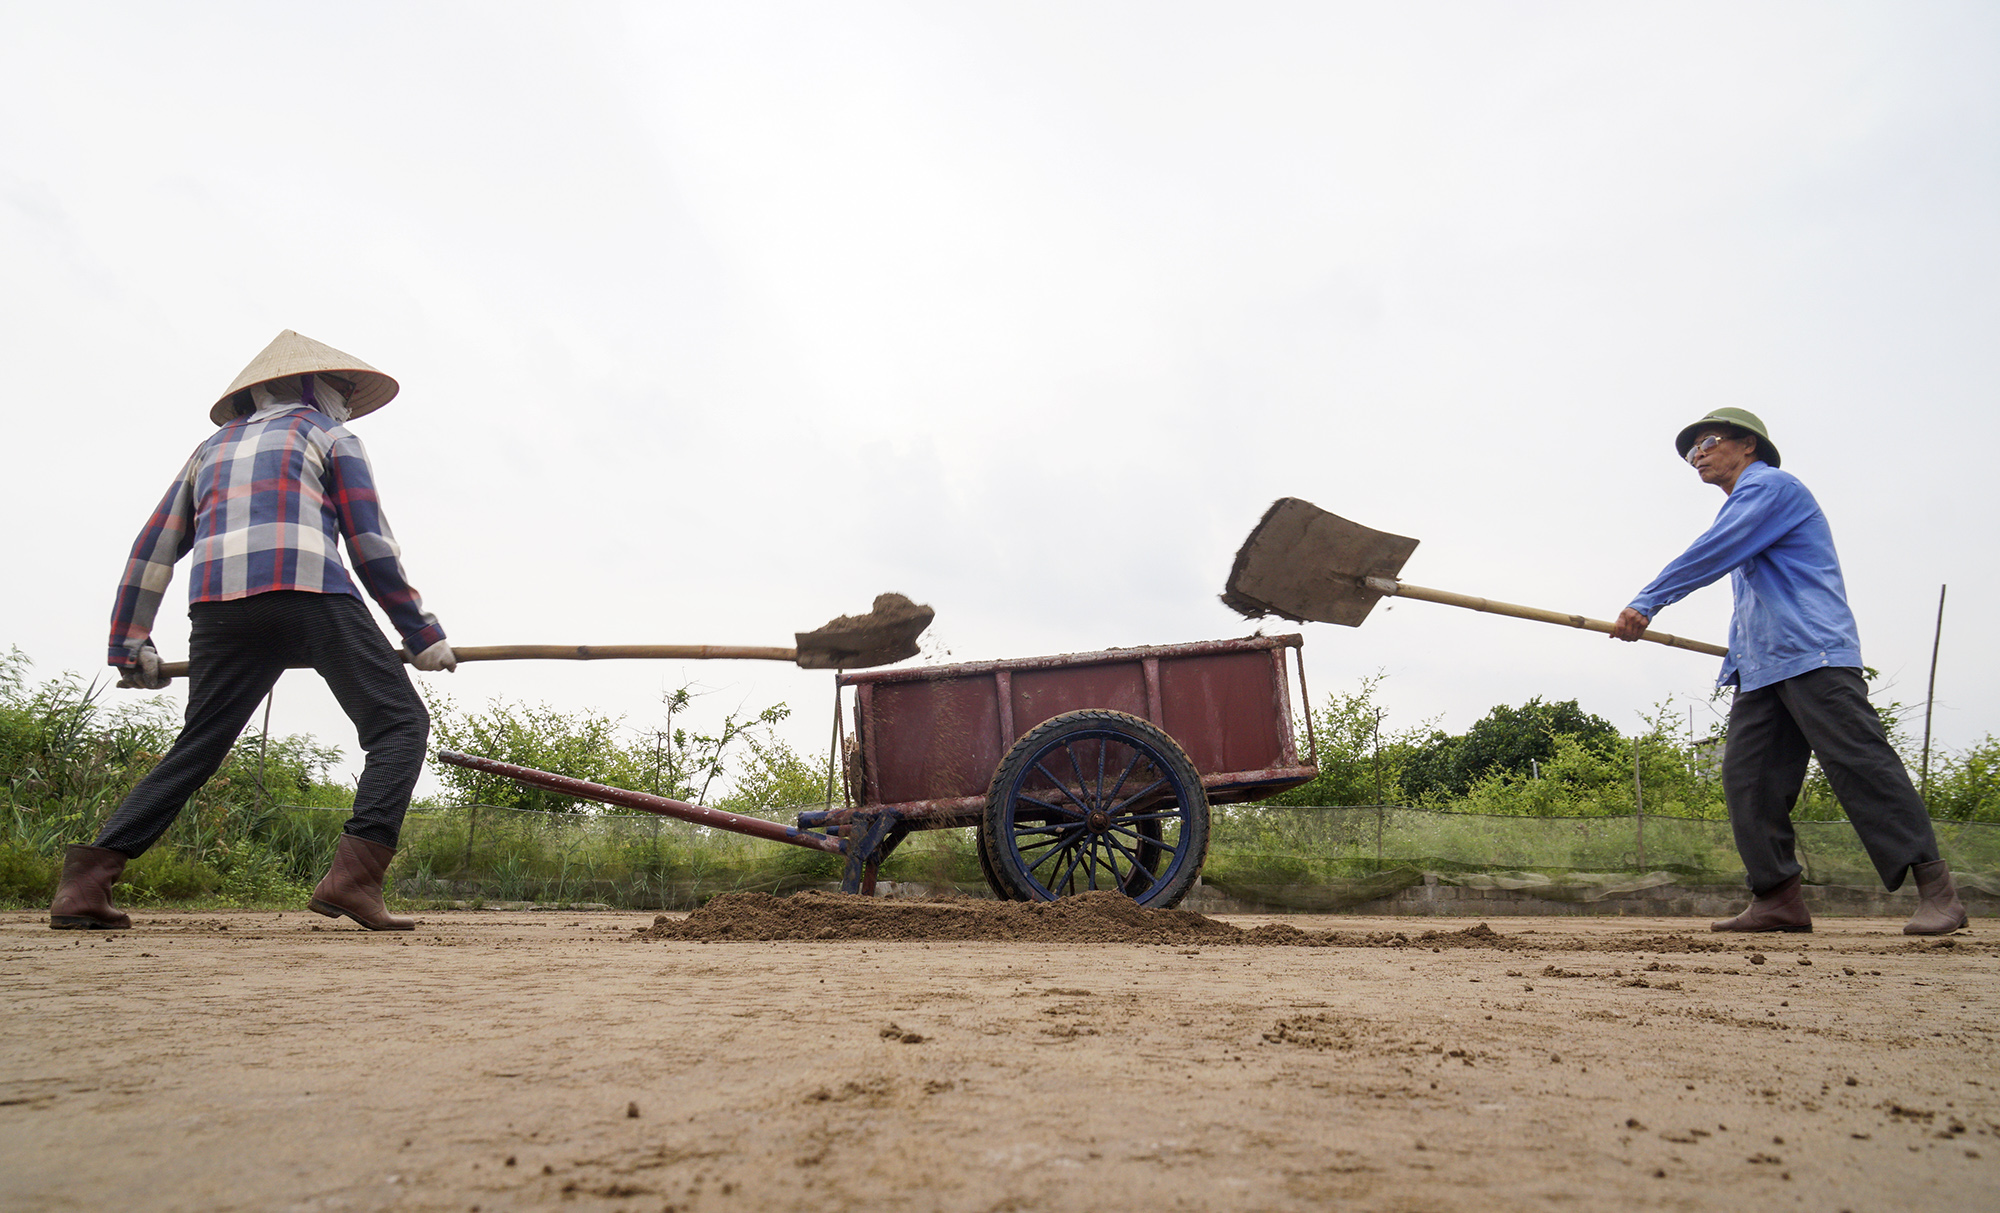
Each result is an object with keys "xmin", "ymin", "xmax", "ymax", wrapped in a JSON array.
[
  {"xmin": 409, "ymin": 639, "xmax": 457, "ymax": 673},
  {"xmin": 116, "ymin": 641, "xmax": 172, "ymax": 691}
]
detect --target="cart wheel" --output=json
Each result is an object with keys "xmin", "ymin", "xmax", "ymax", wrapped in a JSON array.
[
  {"xmin": 974, "ymin": 823, "xmax": 1025, "ymax": 901},
  {"xmin": 980, "ymin": 709, "xmax": 1209, "ymax": 908}
]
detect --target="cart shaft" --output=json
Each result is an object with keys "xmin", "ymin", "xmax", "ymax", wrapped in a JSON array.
[{"xmin": 434, "ymin": 750, "xmax": 845, "ymax": 855}]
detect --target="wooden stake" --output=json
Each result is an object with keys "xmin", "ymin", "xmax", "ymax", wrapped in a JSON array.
[
  {"xmin": 1921, "ymin": 584, "xmax": 1947, "ymax": 805},
  {"xmin": 254, "ymin": 689, "xmax": 274, "ymax": 816},
  {"xmin": 1632, "ymin": 735, "xmax": 1646, "ymax": 871}
]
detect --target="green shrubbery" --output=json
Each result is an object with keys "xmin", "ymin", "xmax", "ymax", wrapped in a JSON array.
[
  {"xmin": 2, "ymin": 645, "xmax": 1993, "ymax": 911},
  {"xmin": 1263, "ymin": 671, "xmax": 1995, "ymax": 824},
  {"xmin": 0, "ymin": 648, "xmax": 348, "ymax": 906},
  {"xmin": 0, "ymin": 648, "xmax": 848, "ymax": 908}
]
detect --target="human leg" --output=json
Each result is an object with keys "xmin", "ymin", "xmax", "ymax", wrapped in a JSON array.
[
  {"xmin": 305, "ymin": 594, "xmax": 429, "ymax": 849},
  {"xmin": 59, "ymin": 600, "xmax": 288, "ymax": 928},
  {"xmin": 1720, "ymin": 683, "xmax": 1815, "ymax": 892},
  {"xmin": 1711, "ymin": 684, "xmax": 1815, "ymax": 931},
  {"xmin": 299, "ymin": 594, "xmax": 425, "ymax": 929},
  {"xmin": 1777, "ymin": 668, "xmax": 1940, "ymax": 890},
  {"xmin": 90, "ymin": 602, "xmax": 289, "ymax": 856}
]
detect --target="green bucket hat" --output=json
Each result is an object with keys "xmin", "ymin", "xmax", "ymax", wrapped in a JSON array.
[{"xmin": 1675, "ymin": 407, "xmax": 1780, "ymax": 469}]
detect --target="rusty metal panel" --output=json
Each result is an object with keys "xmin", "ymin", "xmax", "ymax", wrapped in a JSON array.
[
  {"xmin": 993, "ymin": 670, "xmax": 1016, "ymax": 753},
  {"xmin": 1008, "ymin": 660, "xmax": 1149, "ymax": 737},
  {"xmin": 839, "ymin": 634, "xmax": 1304, "ymax": 688},
  {"xmin": 866, "ymin": 677, "xmax": 1004, "ymax": 805},
  {"xmin": 846, "ymin": 634, "xmax": 1314, "ymax": 810},
  {"xmin": 1156, "ymin": 650, "xmax": 1287, "ymax": 776},
  {"xmin": 1268, "ymin": 647, "xmax": 1300, "ymax": 767}
]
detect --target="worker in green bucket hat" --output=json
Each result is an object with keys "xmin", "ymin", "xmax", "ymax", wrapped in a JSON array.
[{"xmin": 1610, "ymin": 409, "xmax": 1966, "ymax": 935}]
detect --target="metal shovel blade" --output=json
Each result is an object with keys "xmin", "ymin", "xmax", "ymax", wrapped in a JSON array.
[
  {"xmin": 1221, "ymin": 498, "xmax": 1419, "ymax": 626},
  {"xmin": 793, "ymin": 592, "xmax": 935, "ymax": 669}
]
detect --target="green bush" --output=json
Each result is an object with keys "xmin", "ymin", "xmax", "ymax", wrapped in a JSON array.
[
  {"xmin": 0, "ymin": 841, "xmax": 57, "ymax": 904},
  {"xmin": 1401, "ymin": 697, "xmax": 1620, "ymax": 800},
  {"xmin": 4, "ymin": 648, "xmax": 1994, "ymax": 910},
  {"xmin": 1927, "ymin": 735, "xmax": 2000, "ymax": 822},
  {"xmin": 119, "ymin": 849, "xmax": 224, "ymax": 903}
]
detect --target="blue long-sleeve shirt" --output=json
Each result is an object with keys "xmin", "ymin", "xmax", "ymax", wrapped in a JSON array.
[{"xmin": 1627, "ymin": 461, "xmax": 1861, "ymax": 693}]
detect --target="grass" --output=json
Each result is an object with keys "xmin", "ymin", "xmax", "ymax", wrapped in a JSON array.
[{"xmin": 4, "ymin": 647, "xmax": 1993, "ymax": 911}]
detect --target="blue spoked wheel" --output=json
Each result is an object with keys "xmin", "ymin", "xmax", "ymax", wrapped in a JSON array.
[{"xmin": 979, "ymin": 709, "xmax": 1209, "ymax": 908}]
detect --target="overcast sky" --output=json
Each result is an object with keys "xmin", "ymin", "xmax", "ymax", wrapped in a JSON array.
[{"xmin": 4, "ymin": 2, "xmax": 1995, "ymax": 798}]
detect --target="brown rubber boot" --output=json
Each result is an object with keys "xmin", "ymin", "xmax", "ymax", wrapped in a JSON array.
[
  {"xmin": 1711, "ymin": 873, "xmax": 1812, "ymax": 933},
  {"xmin": 49, "ymin": 844, "xmax": 133, "ymax": 930},
  {"xmin": 1903, "ymin": 860, "xmax": 1968, "ymax": 936},
  {"xmin": 309, "ymin": 835, "xmax": 414, "ymax": 931}
]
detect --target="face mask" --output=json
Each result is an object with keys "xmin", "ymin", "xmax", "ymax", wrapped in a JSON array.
[{"xmin": 249, "ymin": 375, "xmax": 352, "ymax": 422}]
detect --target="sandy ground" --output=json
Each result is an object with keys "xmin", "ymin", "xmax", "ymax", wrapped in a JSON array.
[{"xmin": 2, "ymin": 907, "xmax": 1995, "ymax": 1213}]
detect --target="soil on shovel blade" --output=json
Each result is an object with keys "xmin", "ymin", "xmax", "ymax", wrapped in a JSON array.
[
  {"xmin": 632, "ymin": 889, "xmax": 1527, "ymax": 948},
  {"xmin": 801, "ymin": 591, "xmax": 932, "ymax": 640}
]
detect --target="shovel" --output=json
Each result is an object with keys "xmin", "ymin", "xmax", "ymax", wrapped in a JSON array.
[
  {"xmin": 154, "ymin": 592, "xmax": 935, "ymax": 678},
  {"xmin": 1222, "ymin": 498, "xmax": 1725, "ymax": 657}
]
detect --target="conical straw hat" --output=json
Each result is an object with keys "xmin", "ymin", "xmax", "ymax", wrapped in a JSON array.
[{"xmin": 210, "ymin": 330, "xmax": 399, "ymax": 425}]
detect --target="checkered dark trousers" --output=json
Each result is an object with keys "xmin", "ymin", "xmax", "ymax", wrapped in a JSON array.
[{"xmin": 95, "ymin": 591, "xmax": 429, "ymax": 856}]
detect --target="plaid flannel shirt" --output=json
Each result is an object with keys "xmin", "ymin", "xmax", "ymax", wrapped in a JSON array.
[{"xmin": 108, "ymin": 406, "xmax": 446, "ymax": 666}]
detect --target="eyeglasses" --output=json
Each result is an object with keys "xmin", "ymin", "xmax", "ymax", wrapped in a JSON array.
[{"xmin": 1685, "ymin": 434, "xmax": 1734, "ymax": 465}]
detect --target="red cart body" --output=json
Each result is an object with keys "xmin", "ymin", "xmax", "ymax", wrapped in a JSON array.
[{"xmin": 837, "ymin": 633, "xmax": 1316, "ymax": 830}]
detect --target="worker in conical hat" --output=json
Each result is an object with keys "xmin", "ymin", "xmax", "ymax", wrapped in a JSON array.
[{"xmin": 50, "ymin": 330, "xmax": 455, "ymax": 933}]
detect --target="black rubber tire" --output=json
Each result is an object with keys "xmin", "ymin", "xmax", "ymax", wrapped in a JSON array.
[
  {"xmin": 973, "ymin": 823, "xmax": 1025, "ymax": 901},
  {"xmin": 979, "ymin": 709, "xmax": 1209, "ymax": 908}
]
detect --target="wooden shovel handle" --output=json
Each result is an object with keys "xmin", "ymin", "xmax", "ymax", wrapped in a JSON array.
[
  {"xmin": 450, "ymin": 644, "xmax": 799, "ymax": 663},
  {"xmin": 1366, "ymin": 578, "xmax": 1729, "ymax": 658},
  {"xmin": 154, "ymin": 643, "xmax": 800, "ymax": 680}
]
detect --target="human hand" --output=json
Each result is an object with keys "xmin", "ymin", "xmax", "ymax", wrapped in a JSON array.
[
  {"xmin": 410, "ymin": 639, "xmax": 457, "ymax": 672},
  {"xmin": 116, "ymin": 641, "xmax": 172, "ymax": 690},
  {"xmin": 1609, "ymin": 608, "xmax": 1650, "ymax": 643}
]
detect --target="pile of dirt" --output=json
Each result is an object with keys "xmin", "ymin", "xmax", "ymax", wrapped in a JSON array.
[
  {"xmin": 801, "ymin": 592, "xmax": 932, "ymax": 637},
  {"xmin": 630, "ymin": 890, "xmax": 1532, "ymax": 949}
]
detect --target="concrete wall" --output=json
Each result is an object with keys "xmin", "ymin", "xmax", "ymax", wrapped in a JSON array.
[{"xmin": 1181, "ymin": 874, "xmax": 1996, "ymax": 919}]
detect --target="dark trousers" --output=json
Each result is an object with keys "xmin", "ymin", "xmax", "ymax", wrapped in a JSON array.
[
  {"xmin": 95, "ymin": 591, "xmax": 429, "ymax": 856},
  {"xmin": 1722, "ymin": 666, "xmax": 1938, "ymax": 893}
]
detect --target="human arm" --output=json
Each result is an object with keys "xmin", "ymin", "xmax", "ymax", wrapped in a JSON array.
[
  {"xmin": 106, "ymin": 460, "xmax": 198, "ymax": 675},
  {"xmin": 322, "ymin": 430, "xmax": 448, "ymax": 655},
  {"xmin": 1623, "ymin": 470, "xmax": 1819, "ymax": 622}
]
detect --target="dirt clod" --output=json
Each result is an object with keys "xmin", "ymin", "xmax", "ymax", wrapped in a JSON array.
[{"xmin": 794, "ymin": 593, "xmax": 934, "ymax": 668}]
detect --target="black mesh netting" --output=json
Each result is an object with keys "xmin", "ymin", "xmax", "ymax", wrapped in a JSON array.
[
  {"xmin": 249, "ymin": 802, "xmax": 2000, "ymax": 912},
  {"xmin": 1199, "ymin": 806, "xmax": 2000, "ymax": 911}
]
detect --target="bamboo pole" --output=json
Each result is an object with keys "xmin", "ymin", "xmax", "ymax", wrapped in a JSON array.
[
  {"xmin": 158, "ymin": 643, "xmax": 800, "ymax": 680},
  {"xmin": 1921, "ymin": 584, "xmax": 1947, "ymax": 805},
  {"xmin": 1364, "ymin": 577, "xmax": 1727, "ymax": 657},
  {"xmin": 254, "ymin": 689, "xmax": 273, "ymax": 816}
]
